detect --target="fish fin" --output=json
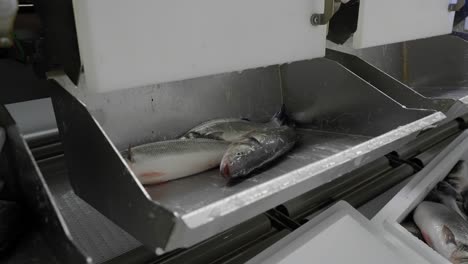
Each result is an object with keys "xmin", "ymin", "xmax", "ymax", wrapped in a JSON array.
[
  {"xmin": 182, "ymin": 131, "xmax": 203, "ymax": 139},
  {"xmin": 205, "ymin": 131, "xmax": 224, "ymax": 140},
  {"xmin": 232, "ymin": 130, "xmax": 262, "ymax": 146},
  {"xmin": 271, "ymin": 104, "xmax": 293, "ymax": 127},
  {"xmin": 242, "ymin": 129, "xmax": 256, "ymax": 136},
  {"xmin": 443, "ymin": 225, "xmax": 457, "ymax": 246},
  {"xmin": 183, "ymin": 131, "xmax": 224, "ymax": 140}
]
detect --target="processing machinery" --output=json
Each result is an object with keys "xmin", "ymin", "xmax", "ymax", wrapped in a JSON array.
[{"xmin": 1, "ymin": 0, "xmax": 468, "ymax": 263}]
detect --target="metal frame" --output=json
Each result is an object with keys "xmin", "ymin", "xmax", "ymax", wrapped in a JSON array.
[
  {"xmin": 328, "ymin": 35, "xmax": 468, "ymax": 122},
  {"xmin": 247, "ymin": 201, "xmax": 407, "ymax": 263},
  {"xmin": 51, "ymin": 57, "xmax": 445, "ymax": 253},
  {"xmin": 311, "ymin": 0, "xmax": 342, "ymax": 25},
  {"xmin": 0, "ymin": 104, "xmax": 89, "ymax": 263},
  {"xmin": 325, "ymin": 49, "xmax": 455, "ymax": 112},
  {"xmin": 371, "ymin": 131, "xmax": 468, "ymax": 264}
]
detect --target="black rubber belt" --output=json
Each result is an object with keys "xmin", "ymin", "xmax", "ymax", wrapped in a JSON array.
[
  {"xmin": 385, "ymin": 153, "xmax": 424, "ymax": 173},
  {"xmin": 265, "ymin": 209, "xmax": 301, "ymax": 231}
]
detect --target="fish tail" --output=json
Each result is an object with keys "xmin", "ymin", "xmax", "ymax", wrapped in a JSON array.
[{"xmin": 271, "ymin": 104, "xmax": 294, "ymax": 127}]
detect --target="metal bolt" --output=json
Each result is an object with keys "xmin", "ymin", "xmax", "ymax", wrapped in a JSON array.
[{"xmin": 311, "ymin": 15, "xmax": 321, "ymax": 25}]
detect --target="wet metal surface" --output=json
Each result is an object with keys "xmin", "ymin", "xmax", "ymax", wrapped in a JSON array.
[
  {"xmin": 51, "ymin": 57, "xmax": 445, "ymax": 252},
  {"xmin": 0, "ymin": 105, "xmax": 88, "ymax": 264},
  {"xmin": 53, "ymin": 66, "xmax": 282, "ymax": 151},
  {"xmin": 145, "ymin": 130, "xmax": 370, "ymax": 216},
  {"xmin": 413, "ymin": 86, "xmax": 468, "ymax": 101},
  {"xmin": 327, "ymin": 35, "xmax": 468, "ymax": 121},
  {"xmin": 39, "ymin": 156, "xmax": 143, "ymax": 264}
]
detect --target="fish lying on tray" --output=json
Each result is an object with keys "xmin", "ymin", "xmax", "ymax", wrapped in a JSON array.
[
  {"xmin": 124, "ymin": 139, "xmax": 230, "ymax": 185},
  {"xmin": 123, "ymin": 106, "xmax": 296, "ymax": 185},
  {"xmin": 181, "ymin": 105, "xmax": 290, "ymax": 142},
  {"xmin": 220, "ymin": 126, "xmax": 296, "ymax": 181}
]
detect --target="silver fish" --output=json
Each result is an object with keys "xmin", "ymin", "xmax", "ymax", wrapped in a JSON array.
[
  {"xmin": 124, "ymin": 139, "xmax": 230, "ymax": 185},
  {"xmin": 414, "ymin": 202, "xmax": 468, "ymax": 263},
  {"xmin": 181, "ymin": 105, "xmax": 289, "ymax": 142},
  {"xmin": 220, "ymin": 126, "xmax": 296, "ymax": 180},
  {"xmin": 427, "ymin": 181, "xmax": 467, "ymax": 221}
]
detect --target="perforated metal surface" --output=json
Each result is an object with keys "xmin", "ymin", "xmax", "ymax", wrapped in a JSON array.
[{"xmin": 38, "ymin": 156, "xmax": 145, "ymax": 264}]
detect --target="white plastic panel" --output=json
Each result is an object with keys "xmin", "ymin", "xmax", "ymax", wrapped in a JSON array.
[
  {"xmin": 72, "ymin": 1, "xmax": 327, "ymax": 92},
  {"xmin": 373, "ymin": 131, "xmax": 468, "ymax": 225},
  {"xmin": 248, "ymin": 202, "xmax": 413, "ymax": 264},
  {"xmin": 354, "ymin": 0, "xmax": 456, "ymax": 48},
  {"xmin": 370, "ymin": 131, "xmax": 468, "ymax": 264}
]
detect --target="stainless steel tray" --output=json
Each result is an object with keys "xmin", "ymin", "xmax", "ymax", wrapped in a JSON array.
[
  {"xmin": 51, "ymin": 57, "xmax": 444, "ymax": 253},
  {"xmin": 327, "ymin": 35, "xmax": 468, "ymax": 121},
  {"xmin": 0, "ymin": 105, "xmax": 88, "ymax": 263}
]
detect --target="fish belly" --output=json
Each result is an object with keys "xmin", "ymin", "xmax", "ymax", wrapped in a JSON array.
[{"xmin": 131, "ymin": 151, "xmax": 224, "ymax": 185}]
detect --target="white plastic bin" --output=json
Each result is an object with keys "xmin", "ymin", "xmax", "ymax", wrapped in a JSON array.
[
  {"xmin": 248, "ymin": 201, "xmax": 444, "ymax": 264},
  {"xmin": 372, "ymin": 130, "xmax": 468, "ymax": 264}
]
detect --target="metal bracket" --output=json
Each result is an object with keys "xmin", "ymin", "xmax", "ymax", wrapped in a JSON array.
[
  {"xmin": 311, "ymin": 0, "xmax": 342, "ymax": 26},
  {"xmin": 449, "ymin": 0, "xmax": 465, "ymax": 12}
]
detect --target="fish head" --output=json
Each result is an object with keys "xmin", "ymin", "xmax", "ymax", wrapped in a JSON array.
[
  {"xmin": 220, "ymin": 127, "xmax": 296, "ymax": 180},
  {"xmin": 414, "ymin": 202, "xmax": 463, "ymax": 260},
  {"xmin": 433, "ymin": 225, "xmax": 460, "ymax": 261},
  {"xmin": 220, "ymin": 138, "xmax": 264, "ymax": 179}
]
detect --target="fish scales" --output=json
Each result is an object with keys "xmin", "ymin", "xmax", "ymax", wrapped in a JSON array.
[{"xmin": 125, "ymin": 139, "xmax": 230, "ymax": 185}]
